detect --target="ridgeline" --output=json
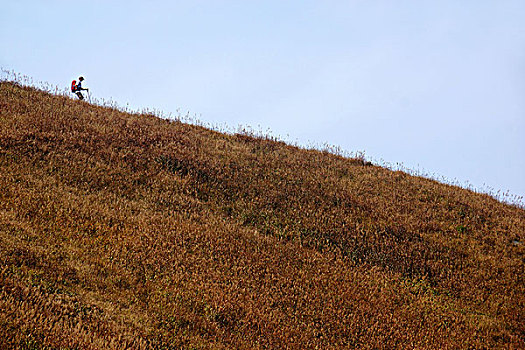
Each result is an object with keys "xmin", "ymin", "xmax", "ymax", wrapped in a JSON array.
[{"xmin": 1, "ymin": 81, "xmax": 524, "ymax": 349}]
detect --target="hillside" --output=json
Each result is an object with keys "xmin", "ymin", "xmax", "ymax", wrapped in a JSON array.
[{"xmin": 0, "ymin": 81, "xmax": 524, "ymax": 349}]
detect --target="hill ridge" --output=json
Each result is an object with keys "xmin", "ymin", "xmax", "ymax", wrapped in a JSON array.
[{"xmin": 0, "ymin": 80, "xmax": 524, "ymax": 349}]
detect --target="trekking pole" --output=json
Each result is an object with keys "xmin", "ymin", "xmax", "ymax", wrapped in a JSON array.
[{"xmin": 87, "ymin": 89, "xmax": 91, "ymax": 103}]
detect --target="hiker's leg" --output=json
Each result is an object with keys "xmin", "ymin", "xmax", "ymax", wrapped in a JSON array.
[{"xmin": 76, "ymin": 92, "xmax": 84, "ymax": 100}]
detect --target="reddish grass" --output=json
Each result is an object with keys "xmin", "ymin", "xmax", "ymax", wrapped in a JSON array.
[{"xmin": 0, "ymin": 81, "xmax": 524, "ymax": 349}]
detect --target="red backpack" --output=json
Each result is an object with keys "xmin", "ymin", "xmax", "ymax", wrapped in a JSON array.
[{"xmin": 71, "ymin": 80, "xmax": 77, "ymax": 92}]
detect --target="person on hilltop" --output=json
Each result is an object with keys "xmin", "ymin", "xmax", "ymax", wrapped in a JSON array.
[{"xmin": 71, "ymin": 76, "xmax": 89, "ymax": 100}]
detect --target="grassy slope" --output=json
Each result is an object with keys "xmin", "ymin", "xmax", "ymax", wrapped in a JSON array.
[{"xmin": 0, "ymin": 82, "xmax": 524, "ymax": 349}]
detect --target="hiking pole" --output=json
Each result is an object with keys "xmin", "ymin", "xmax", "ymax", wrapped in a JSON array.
[{"xmin": 87, "ymin": 89, "xmax": 91, "ymax": 103}]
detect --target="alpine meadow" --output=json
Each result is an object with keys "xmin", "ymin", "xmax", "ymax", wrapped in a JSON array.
[{"xmin": 0, "ymin": 77, "xmax": 524, "ymax": 349}]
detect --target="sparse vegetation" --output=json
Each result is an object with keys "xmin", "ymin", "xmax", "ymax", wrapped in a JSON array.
[{"xmin": 0, "ymin": 76, "xmax": 524, "ymax": 349}]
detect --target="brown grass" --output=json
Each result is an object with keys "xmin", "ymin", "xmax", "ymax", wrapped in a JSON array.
[{"xmin": 0, "ymin": 80, "xmax": 524, "ymax": 349}]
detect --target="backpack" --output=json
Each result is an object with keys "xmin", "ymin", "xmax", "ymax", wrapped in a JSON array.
[{"xmin": 71, "ymin": 80, "xmax": 77, "ymax": 93}]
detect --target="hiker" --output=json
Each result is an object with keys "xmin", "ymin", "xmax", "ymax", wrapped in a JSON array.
[{"xmin": 71, "ymin": 76, "xmax": 89, "ymax": 100}]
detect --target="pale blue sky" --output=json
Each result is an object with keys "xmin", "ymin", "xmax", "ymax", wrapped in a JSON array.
[{"xmin": 2, "ymin": 1, "xmax": 524, "ymax": 203}]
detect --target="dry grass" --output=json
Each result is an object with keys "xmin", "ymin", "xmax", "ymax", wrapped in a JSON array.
[{"xmin": 0, "ymin": 80, "xmax": 524, "ymax": 349}]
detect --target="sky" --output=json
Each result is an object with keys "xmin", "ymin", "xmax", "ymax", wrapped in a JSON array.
[{"xmin": 1, "ymin": 1, "xmax": 524, "ymax": 203}]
